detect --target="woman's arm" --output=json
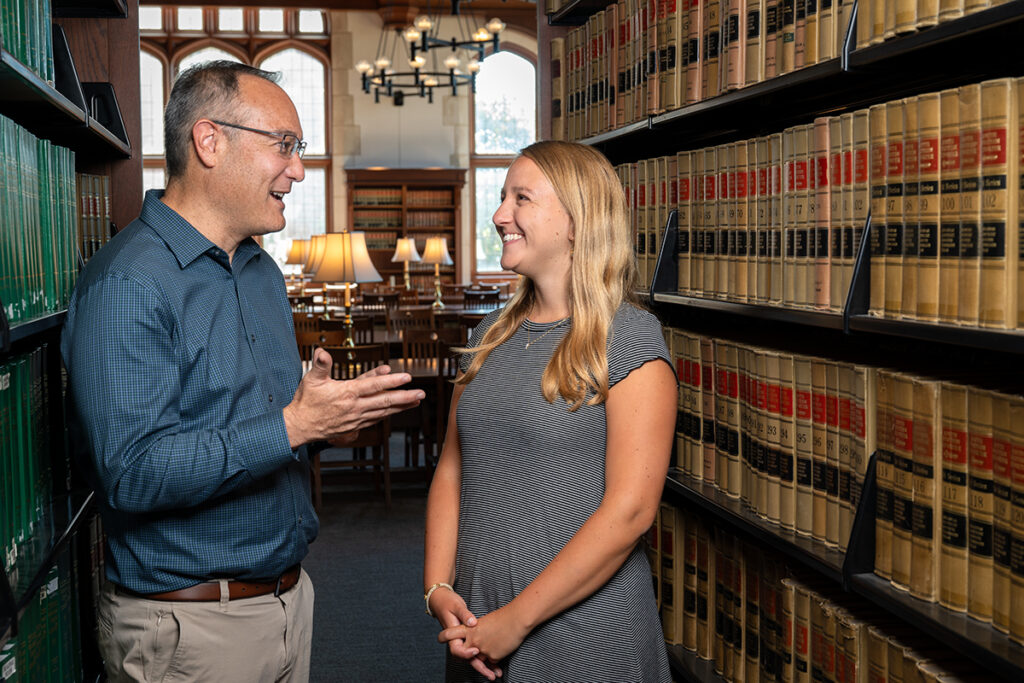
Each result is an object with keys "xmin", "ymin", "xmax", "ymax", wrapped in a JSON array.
[{"xmin": 438, "ymin": 358, "xmax": 677, "ymax": 663}]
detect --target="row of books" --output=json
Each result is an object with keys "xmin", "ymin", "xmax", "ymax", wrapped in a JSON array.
[
  {"xmin": 363, "ymin": 231, "xmax": 399, "ymax": 250},
  {"xmin": 649, "ymin": 505, "xmax": 984, "ymax": 681},
  {"xmin": 406, "ymin": 211, "xmax": 453, "ymax": 228},
  {"xmin": 407, "ymin": 189, "xmax": 454, "ymax": 207},
  {"xmin": 620, "ymin": 75, "xmax": 1024, "ymax": 329},
  {"xmin": 668, "ymin": 328, "xmax": 874, "ymax": 553},
  {"xmin": 551, "ymin": 0, "xmax": 857, "ymax": 142},
  {"xmin": 352, "ymin": 209, "xmax": 402, "ymax": 229},
  {"xmin": 874, "ymin": 370, "xmax": 1024, "ymax": 643},
  {"xmin": 77, "ymin": 173, "xmax": 112, "ymax": 264},
  {"xmin": 351, "ymin": 187, "xmax": 402, "ymax": 206},
  {"xmin": 856, "ymin": 0, "xmax": 1006, "ymax": 49},
  {"xmin": 0, "ymin": 551, "xmax": 83, "ymax": 683},
  {"xmin": 0, "ymin": 0, "xmax": 55, "ymax": 84},
  {"xmin": 0, "ymin": 115, "xmax": 79, "ymax": 326}
]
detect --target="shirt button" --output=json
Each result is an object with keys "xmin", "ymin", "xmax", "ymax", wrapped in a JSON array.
[
  {"xmin": 251, "ymin": 334, "xmax": 256, "ymax": 343},
  {"xmin": 268, "ymin": 394, "xmax": 274, "ymax": 402}
]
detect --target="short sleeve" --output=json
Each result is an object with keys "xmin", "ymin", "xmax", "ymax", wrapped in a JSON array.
[
  {"xmin": 606, "ymin": 304, "xmax": 672, "ymax": 388},
  {"xmin": 458, "ymin": 309, "xmax": 503, "ymax": 373}
]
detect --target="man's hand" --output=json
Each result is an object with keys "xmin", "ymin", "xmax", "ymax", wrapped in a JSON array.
[{"xmin": 282, "ymin": 347, "xmax": 424, "ymax": 449}]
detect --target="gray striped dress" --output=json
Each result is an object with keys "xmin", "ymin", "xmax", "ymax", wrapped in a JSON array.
[{"xmin": 449, "ymin": 303, "xmax": 673, "ymax": 683}]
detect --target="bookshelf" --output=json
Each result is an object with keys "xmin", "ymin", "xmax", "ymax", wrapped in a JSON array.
[
  {"xmin": 1, "ymin": 0, "xmax": 139, "ymax": 678},
  {"xmin": 346, "ymin": 168, "xmax": 466, "ymax": 291},
  {"xmin": 539, "ymin": 1, "xmax": 1024, "ymax": 680}
]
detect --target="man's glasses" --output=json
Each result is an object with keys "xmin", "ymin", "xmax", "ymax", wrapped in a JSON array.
[{"xmin": 211, "ymin": 119, "xmax": 307, "ymax": 159}]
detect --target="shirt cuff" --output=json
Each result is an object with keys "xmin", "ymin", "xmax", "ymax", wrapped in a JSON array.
[{"xmin": 236, "ymin": 410, "xmax": 297, "ymax": 480}]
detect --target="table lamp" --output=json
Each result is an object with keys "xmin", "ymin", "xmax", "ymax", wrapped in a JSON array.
[
  {"xmin": 311, "ymin": 231, "xmax": 382, "ymax": 346},
  {"xmin": 421, "ymin": 236, "xmax": 453, "ymax": 310},
  {"xmin": 285, "ymin": 238, "xmax": 310, "ymax": 284},
  {"xmin": 390, "ymin": 237, "xmax": 422, "ymax": 290}
]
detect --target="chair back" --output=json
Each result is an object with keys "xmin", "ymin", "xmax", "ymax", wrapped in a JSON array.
[
  {"xmin": 318, "ymin": 315, "xmax": 374, "ymax": 344},
  {"xmin": 290, "ymin": 295, "xmax": 316, "ymax": 312},
  {"xmin": 458, "ymin": 312, "xmax": 486, "ymax": 343},
  {"xmin": 361, "ymin": 291, "xmax": 400, "ymax": 313},
  {"xmin": 293, "ymin": 312, "xmax": 321, "ymax": 333},
  {"xmin": 323, "ymin": 343, "xmax": 388, "ymax": 380},
  {"xmin": 401, "ymin": 328, "xmax": 441, "ymax": 363},
  {"xmin": 462, "ymin": 288, "xmax": 500, "ymax": 308},
  {"xmin": 295, "ymin": 330, "xmax": 348, "ymax": 363},
  {"xmin": 397, "ymin": 289, "xmax": 420, "ymax": 305},
  {"xmin": 388, "ymin": 307, "xmax": 435, "ymax": 333}
]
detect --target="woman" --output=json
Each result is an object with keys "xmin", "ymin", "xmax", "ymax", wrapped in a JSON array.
[{"xmin": 424, "ymin": 140, "xmax": 676, "ymax": 682}]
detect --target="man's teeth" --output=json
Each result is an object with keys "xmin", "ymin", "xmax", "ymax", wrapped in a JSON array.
[
  {"xmin": 271, "ymin": 191, "xmax": 284, "ymax": 199},
  {"xmin": 502, "ymin": 233, "xmax": 522, "ymax": 243}
]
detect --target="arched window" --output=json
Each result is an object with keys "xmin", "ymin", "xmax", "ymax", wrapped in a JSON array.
[
  {"xmin": 175, "ymin": 46, "xmax": 242, "ymax": 76},
  {"xmin": 472, "ymin": 49, "xmax": 536, "ymax": 275}
]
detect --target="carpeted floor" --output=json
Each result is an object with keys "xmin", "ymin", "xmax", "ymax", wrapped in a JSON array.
[{"xmin": 303, "ymin": 443, "xmax": 447, "ymax": 682}]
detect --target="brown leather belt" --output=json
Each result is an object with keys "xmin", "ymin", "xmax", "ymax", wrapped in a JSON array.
[{"xmin": 120, "ymin": 564, "xmax": 301, "ymax": 602}]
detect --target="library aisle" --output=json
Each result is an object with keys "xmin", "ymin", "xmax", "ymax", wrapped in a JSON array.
[{"xmin": 305, "ymin": 445, "xmax": 444, "ymax": 682}]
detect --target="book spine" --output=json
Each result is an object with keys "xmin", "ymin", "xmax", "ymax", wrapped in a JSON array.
[
  {"xmin": 825, "ymin": 362, "xmax": 842, "ymax": 549},
  {"xmin": 909, "ymin": 378, "xmax": 942, "ymax": 602},
  {"xmin": 916, "ymin": 92, "xmax": 942, "ymax": 322},
  {"xmin": 702, "ymin": 337, "xmax": 718, "ymax": 483},
  {"xmin": 770, "ymin": 132, "xmax": 785, "ymax": 304},
  {"xmin": 838, "ymin": 363, "xmax": 854, "ymax": 550},
  {"xmin": 869, "ymin": 103, "xmax": 888, "ymax": 317},
  {"xmin": 830, "ymin": 115, "xmax": 846, "ymax": 312},
  {"xmin": 938, "ymin": 88, "xmax": 962, "ymax": 324},
  {"xmin": 660, "ymin": 502, "xmax": 682, "ymax": 644},
  {"xmin": 901, "ymin": 96, "xmax": 921, "ymax": 319},
  {"xmin": 891, "ymin": 373, "xmax": 915, "ymax": 592},
  {"xmin": 744, "ymin": 0, "xmax": 763, "ymax": 86},
  {"xmin": 702, "ymin": 0, "xmax": 722, "ymax": 100},
  {"xmin": 811, "ymin": 358, "xmax": 828, "ymax": 542},
  {"xmin": 746, "ymin": 140, "xmax": 759, "ymax": 302},
  {"xmin": 779, "ymin": 354, "xmax": 797, "ymax": 531},
  {"xmin": 875, "ymin": 370, "xmax": 895, "ymax": 580},
  {"xmin": 718, "ymin": 143, "xmax": 732, "ymax": 300},
  {"xmin": 940, "ymin": 382, "xmax": 970, "ymax": 612},
  {"xmin": 1008, "ymin": 397, "xmax": 1024, "ymax": 644},
  {"xmin": 766, "ymin": 351, "xmax": 783, "ymax": 524},
  {"xmin": 992, "ymin": 392, "xmax": 1014, "ymax": 633},
  {"xmin": 684, "ymin": 513, "xmax": 699, "ymax": 651},
  {"xmin": 884, "ymin": 99, "xmax": 906, "ymax": 318},
  {"xmin": 814, "ymin": 116, "xmax": 832, "ymax": 310},
  {"xmin": 736, "ymin": 141, "xmax": 751, "ymax": 302},
  {"xmin": 1018, "ymin": 76, "xmax": 1024, "ymax": 330},
  {"xmin": 795, "ymin": 356, "xmax": 814, "ymax": 536},
  {"xmin": 958, "ymin": 83, "xmax": 982, "ymax": 326},
  {"xmin": 966, "ymin": 386, "xmax": 994, "ymax": 622}
]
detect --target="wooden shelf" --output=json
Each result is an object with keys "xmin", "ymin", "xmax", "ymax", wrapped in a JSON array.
[
  {"xmin": 666, "ymin": 644, "xmax": 726, "ymax": 683},
  {"xmin": 52, "ymin": 0, "xmax": 128, "ymax": 18}
]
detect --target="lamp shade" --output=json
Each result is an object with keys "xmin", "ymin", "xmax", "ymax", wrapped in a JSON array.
[
  {"xmin": 302, "ymin": 234, "xmax": 327, "ymax": 275},
  {"xmin": 311, "ymin": 232, "xmax": 383, "ymax": 284},
  {"xmin": 421, "ymin": 236, "xmax": 453, "ymax": 266},
  {"xmin": 391, "ymin": 237, "xmax": 422, "ymax": 263},
  {"xmin": 285, "ymin": 238, "xmax": 310, "ymax": 265}
]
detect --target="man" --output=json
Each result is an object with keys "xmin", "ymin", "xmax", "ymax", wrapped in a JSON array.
[{"xmin": 61, "ymin": 61, "xmax": 423, "ymax": 682}]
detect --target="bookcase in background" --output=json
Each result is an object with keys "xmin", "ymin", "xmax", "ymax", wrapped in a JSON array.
[
  {"xmin": 345, "ymin": 168, "xmax": 466, "ymax": 291},
  {"xmin": 1, "ymin": 0, "xmax": 140, "ymax": 679},
  {"xmin": 539, "ymin": 1, "xmax": 1024, "ymax": 681}
]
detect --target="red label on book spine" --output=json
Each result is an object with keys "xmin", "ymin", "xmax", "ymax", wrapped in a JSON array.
[
  {"xmin": 982, "ymin": 127, "xmax": 1007, "ymax": 166},
  {"xmin": 943, "ymin": 428, "xmax": 968, "ymax": 464}
]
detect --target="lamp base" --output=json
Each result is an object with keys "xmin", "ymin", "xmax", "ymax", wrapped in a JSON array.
[
  {"xmin": 343, "ymin": 305, "xmax": 356, "ymax": 347},
  {"xmin": 432, "ymin": 265, "xmax": 445, "ymax": 309}
]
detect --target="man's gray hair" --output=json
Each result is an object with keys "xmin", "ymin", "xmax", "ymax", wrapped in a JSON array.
[{"xmin": 164, "ymin": 60, "xmax": 280, "ymax": 179}]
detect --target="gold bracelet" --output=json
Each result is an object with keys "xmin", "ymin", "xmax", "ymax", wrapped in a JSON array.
[{"xmin": 424, "ymin": 582, "xmax": 453, "ymax": 617}]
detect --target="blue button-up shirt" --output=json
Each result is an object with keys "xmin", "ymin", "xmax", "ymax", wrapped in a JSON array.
[{"xmin": 61, "ymin": 190, "xmax": 317, "ymax": 593}]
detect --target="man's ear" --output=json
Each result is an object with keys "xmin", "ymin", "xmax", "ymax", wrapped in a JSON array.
[{"xmin": 192, "ymin": 120, "xmax": 221, "ymax": 169}]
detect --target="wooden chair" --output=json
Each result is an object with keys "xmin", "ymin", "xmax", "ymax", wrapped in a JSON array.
[
  {"xmin": 361, "ymin": 291, "xmax": 400, "ymax": 326},
  {"xmin": 309, "ymin": 344, "xmax": 392, "ymax": 510},
  {"xmin": 397, "ymin": 289, "xmax": 420, "ymax": 306},
  {"xmin": 440, "ymin": 283, "xmax": 467, "ymax": 307},
  {"xmin": 294, "ymin": 330, "xmax": 348, "ymax": 365},
  {"xmin": 318, "ymin": 315, "xmax": 374, "ymax": 345},
  {"xmin": 398, "ymin": 328, "xmax": 463, "ymax": 467},
  {"xmin": 293, "ymin": 311, "xmax": 321, "ymax": 334},
  {"xmin": 387, "ymin": 307, "xmax": 435, "ymax": 334},
  {"xmin": 458, "ymin": 312, "xmax": 487, "ymax": 343},
  {"xmin": 462, "ymin": 288, "xmax": 500, "ymax": 309},
  {"xmin": 289, "ymin": 294, "xmax": 316, "ymax": 312}
]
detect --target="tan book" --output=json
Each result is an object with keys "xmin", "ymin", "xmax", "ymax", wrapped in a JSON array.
[
  {"xmin": 693, "ymin": 148, "xmax": 706, "ymax": 295},
  {"xmin": 779, "ymin": 352, "xmax": 797, "ymax": 531},
  {"xmin": 805, "ymin": 0, "xmax": 820, "ymax": 66},
  {"xmin": 918, "ymin": 0, "xmax": 940, "ymax": 28},
  {"xmin": 883, "ymin": 0, "xmax": 897, "ymax": 39},
  {"xmin": 938, "ymin": 88, "xmax": 962, "ymax": 324},
  {"xmin": 901, "ymin": 96, "xmax": 921, "ymax": 319},
  {"xmin": 703, "ymin": 0, "xmax": 722, "ymax": 99},
  {"xmin": 795, "ymin": 355, "xmax": 814, "ymax": 536},
  {"xmin": 938, "ymin": 0, "xmax": 965, "ymax": 21},
  {"xmin": 647, "ymin": 0, "xmax": 661, "ymax": 116},
  {"xmin": 744, "ymin": 0, "xmax": 764, "ymax": 86},
  {"xmin": 683, "ymin": 511, "xmax": 699, "ymax": 651},
  {"xmin": 743, "ymin": 544, "xmax": 760, "ymax": 681},
  {"xmin": 714, "ymin": 340, "xmax": 731, "ymax": 492},
  {"xmin": 678, "ymin": 150, "xmax": 694, "ymax": 294},
  {"xmin": 735, "ymin": 141, "xmax": 751, "ymax": 302},
  {"xmin": 765, "ymin": 350, "xmax": 782, "ymax": 523},
  {"xmin": 784, "ymin": 127, "xmax": 799, "ymax": 306},
  {"xmin": 916, "ymin": 92, "xmax": 942, "ymax": 322},
  {"xmin": 724, "ymin": 0, "xmax": 744, "ymax": 91},
  {"xmin": 779, "ymin": 576, "xmax": 798, "ymax": 682},
  {"xmin": 869, "ymin": 103, "xmax": 888, "ymax": 317},
  {"xmin": 979, "ymin": 78, "xmax": 1020, "ymax": 329},
  {"xmin": 617, "ymin": 0, "xmax": 628, "ymax": 128},
  {"xmin": 856, "ymin": 0, "xmax": 872, "ymax": 48},
  {"xmin": 851, "ymin": 109, "xmax": 871, "ymax": 311},
  {"xmin": 637, "ymin": 159, "xmax": 649, "ymax": 286},
  {"xmin": 966, "ymin": 386, "xmax": 994, "ymax": 622},
  {"xmin": 550, "ymin": 38, "xmax": 566, "ymax": 141},
  {"xmin": 764, "ymin": 0, "xmax": 779, "ymax": 79},
  {"xmin": 701, "ymin": 337, "xmax": 718, "ymax": 483},
  {"xmin": 818, "ymin": 0, "xmax": 836, "ymax": 62},
  {"xmin": 673, "ymin": 332, "xmax": 690, "ymax": 472},
  {"xmin": 895, "ymin": 0, "xmax": 916, "ymax": 32},
  {"xmin": 1008, "ymin": 396, "xmax": 1024, "ymax": 645},
  {"xmin": 780, "ymin": 0, "xmax": 795, "ymax": 74},
  {"xmin": 852, "ymin": 366, "xmax": 877, "ymax": 536},
  {"xmin": 793, "ymin": 0, "xmax": 806, "ymax": 69},
  {"xmin": 958, "ymin": 82, "xmax": 982, "ymax": 326},
  {"xmin": 793, "ymin": 578, "xmax": 812, "ymax": 682},
  {"xmin": 890, "ymin": 372, "xmax": 914, "ymax": 591},
  {"xmin": 830, "ymin": 114, "xmax": 846, "ymax": 312},
  {"xmin": 745, "ymin": 140, "xmax": 759, "ymax": 303},
  {"xmin": 754, "ymin": 137, "xmax": 770, "ymax": 302},
  {"xmin": 875, "ymin": 370, "xmax": 895, "ymax": 580},
  {"xmin": 815, "ymin": 116, "xmax": 833, "ymax": 310},
  {"xmin": 1018, "ymin": 77, "xmax": 1024, "ymax": 330},
  {"xmin": 965, "ymin": 0, "xmax": 992, "ymax": 14},
  {"xmin": 939, "ymin": 382, "xmax": 970, "ymax": 612},
  {"xmin": 705, "ymin": 147, "xmax": 720, "ymax": 297},
  {"xmin": 770, "ymin": 132, "xmax": 786, "ymax": 303},
  {"xmin": 870, "ymin": 0, "xmax": 886, "ymax": 45},
  {"xmin": 811, "ymin": 358, "xmax": 829, "ymax": 542},
  {"xmin": 910, "ymin": 377, "xmax": 943, "ymax": 602},
  {"xmin": 718, "ymin": 143, "xmax": 734, "ymax": 300},
  {"xmin": 661, "ymin": 503, "xmax": 684, "ymax": 645},
  {"xmin": 726, "ymin": 343, "xmax": 743, "ymax": 499},
  {"xmin": 647, "ymin": 508, "xmax": 662, "ymax": 609},
  {"xmin": 992, "ymin": 392, "xmax": 1014, "ymax": 634},
  {"xmin": 687, "ymin": 0, "xmax": 703, "ymax": 105},
  {"xmin": 661, "ymin": 0, "xmax": 682, "ymax": 111},
  {"xmin": 696, "ymin": 521, "xmax": 715, "ymax": 659},
  {"xmin": 837, "ymin": 363, "xmax": 854, "ymax": 550},
  {"xmin": 756, "ymin": 349, "xmax": 770, "ymax": 517},
  {"xmin": 837, "ymin": 0, "xmax": 855, "ymax": 56},
  {"xmin": 607, "ymin": 3, "xmax": 620, "ymax": 132},
  {"xmin": 884, "ymin": 99, "xmax": 906, "ymax": 318},
  {"xmin": 825, "ymin": 362, "xmax": 842, "ymax": 549},
  {"xmin": 798, "ymin": 123, "xmax": 814, "ymax": 308}
]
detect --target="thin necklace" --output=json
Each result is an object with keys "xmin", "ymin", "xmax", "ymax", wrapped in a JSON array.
[{"xmin": 525, "ymin": 318, "xmax": 569, "ymax": 349}]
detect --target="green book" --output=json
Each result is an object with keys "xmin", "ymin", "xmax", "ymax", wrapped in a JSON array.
[
  {"xmin": 1, "ymin": 640, "xmax": 19, "ymax": 682},
  {"xmin": 1, "ymin": 360, "xmax": 11, "ymax": 574}
]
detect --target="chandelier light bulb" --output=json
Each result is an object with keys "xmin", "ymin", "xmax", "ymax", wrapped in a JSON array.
[
  {"xmin": 355, "ymin": 59, "xmax": 372, "ymax": 74},
  {"xmin": 424, "ymin": 76, "xmax": 439, "ymax": 87},
  {"xmin": 414, "ymin": 15, "xmax": 432, "ymax": 31},
  {"xmin": 409, "ymin": 55, "xmax": 426, "ymax": 69},
  {"xmin": 467, "ymin": 60, "xmax": 481, "ymax": 73},
  {"xmin": 472, "ymin": 27, "xmax": 491, "ymax": 42},
  {"xmin": 485, "ymin": 18, "xmax": 506, "ymax": 34},
  {"xmin": 373, "ymin": 56, "xmax": 390, "ymax": 70},
  {"xmin": 403, "ymin": 26, "xmax": 421, "ymax": 42},
  {"xmin": 443, "ymin": 55, "xmax": 460, "ymax": 70}
]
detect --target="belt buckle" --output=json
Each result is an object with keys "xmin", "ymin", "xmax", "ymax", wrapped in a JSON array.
[{"xmin": 274, "ymin": 574, "xmax": 285, "ymax": 597}]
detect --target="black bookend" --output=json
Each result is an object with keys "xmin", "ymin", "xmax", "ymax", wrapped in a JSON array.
[
  {"xmin": 51, "ymin": 23, "xmax": 87, "ymax": 113},
  {"xmin": 0, "ymin": 298, "xmax": 9, "ymax": 353},
  {"xmin": 81, "ymin": 82, "xmax": 130, "ymax": 148},
  {"xmin": 842, "ymin": 450, "xmax": 878, "ymax": 588},
  {"xmin": 650, "ymin": 209, "xmax": 679, "ymax": 300},
  {"xmin": 843, "ymin": 212, "xmax": 872, "ymax": 333},
  {"xmin": 840, "ymin": 0, "xmax": 860, "ymax": 72}
]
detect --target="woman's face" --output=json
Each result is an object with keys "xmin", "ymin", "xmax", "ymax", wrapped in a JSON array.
[{"xmin": 492, "ymin": 156, "xmax": 574, "ymax": 281}]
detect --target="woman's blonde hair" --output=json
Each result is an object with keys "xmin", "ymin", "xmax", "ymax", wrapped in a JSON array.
[{"xmin": 456, "ymin": 140, "xmax": 640, "ymax": 410}]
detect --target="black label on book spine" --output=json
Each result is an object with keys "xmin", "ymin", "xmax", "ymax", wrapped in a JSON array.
[
  {"xmin": 993, "ymin": 526, "xmax": 1012, "ymax": 568},
  {"xmin": 968, "ymin": 519, "xmax": 993, "ymax": 556},
  {"xmin": 748, "ymin": 9, "xmax": 762, "ymax": 38},
  {"xmin": 942, "ymin": 510, "xmax": 968, "ymax": 547},
  {"xmin": 684, "ymin": 588, "xmax": 697, "ymax": 613},
  {"xmin": 795, "ymin": 229, "xmax": 808, "ymax": 258},
  {"xmin": 797, "ymin": 456, "xmax": 812, "ymax": 486},
  {"xmin": 939, "ymin": 222, "xmax": 960, "ymax": 257},
  {"xmin": 843, "ymin": 226, "xmax": 855, "ymax": 259},
  {"xmin": 886, "ymin": 223, "xmax": 904, "ymax": 256},
  {"xmin": 826, "ymin": 463, "xmax": 839, "ymax": 496},
  {"xmin": 980, "ymin": 221, "xmax": 1006, "ymax": 258},
  {"xmin": 1010, "ymin": 538, "xmax": 1024, "ymax": 577},
  {"xmin": 677, "ymin": 229, "xmax": 690, "ymax": 256},
  {"xmin": 943, "ymin": 468, "xmax": 967, "ymax": 486},
  {"xmin": 903, "ymin": 223, "xmax": 919, "ymax": 256},
  {"xmin": 893, "ymin": 495, "xmax": 913, "ymax": 532},
  {"xmin": 703, "ymin": 418, "xmax": 716, "ymax": 444},
  {"xmin": 877, "ymin": 487, "xmax": 894, "ymax": 521},
  {"xmin": 870, "ymin": 223, "xmax": 886, "ymax": 256},
  {"xmin": 813, "ymin": 459, "xmax": 826, "ymax": 491},
  {"xmin": 839, "ymin": 469, "xmax": 851, "ymax": 502},
  {"xmin": 815, "ymin": 228, "xmax": 829, "ymax": 257},
  {"xmin": 912, "ymin": 502, "xmax": 934, "ymax": 539},
  {"xmin": 780, "ymin": 452, "xmax": 795, "ymax": 482},
  {"xmin": 918, "ymin": 223, "xmax": 938, "ymax": 258},
  {"xmin": 831, "ymin": 227, "xmax": 842, "ymax": 258},
  {"xmin": 969, "ymin": 475, "xmax": 994, "ymax": 494}
]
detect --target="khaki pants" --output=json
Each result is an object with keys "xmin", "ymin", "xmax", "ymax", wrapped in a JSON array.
[{"xmin": 98, "ymin": 569, "xmax": 314, "ymax": 683}]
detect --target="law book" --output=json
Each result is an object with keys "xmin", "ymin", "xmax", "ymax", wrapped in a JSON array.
[
  {"xmin": 875, "ymin": 370, "xmax": 895, "ymax": 581},
  {"xmin": 917, "ymin": 0, "xmax": 940, "ymax": 28},
  {"xmin": 744, "ymin": 0, "xmax": 763, "ymax": 86},
  {"xmin": 855, "ymin": 0, "xmax": 872, "ymax": 48},
  {"xmin": 550, "ymin": 38, "xmax": 566, "ymax": 141},
  {"xmin": 915, "ymin": 92, "xmax": 942, "ymax": 321},
  {"xmin": 730, "ymin": 537, "xmax": 745, "ymax": 680},
  {"xmin": 646, "ymin": 507, "xmax": 662, "ymax": 610},
  {"xmin": 783, "ymin": 127, "xmax": 798, "ymax": 306},
  {"xmin": 726, "ymin": 342, "xmax": 743, "ymax": 499},
  {"xmin": 745, "ymin": 140, "xmax": 759, "ymax": 303},
  {"xmin": 851, "ymin": 110, "xmax": 870, "ymax": 311},
  {"xmin": 690, "ymin": 334, "xmax": 706, "ymax": 477},
  {"xmin": 758, "ymin": 351, "xmax": 774, "ymax": 519},
  {"xmin": 764, "ymin": 0, "xmax": 779, "ymax": 79},
  {"xmin": 743, "ymin": 543, "xmax": 760, "ymax": 680},
  {"xmin": 674, "ymin": 333, "xmax": 689, "ymax": 472},
  {"xmin": 702, "ymin": 0, "xmax": 722, "ymax": 100},
  {"xmin": 958, "ymin": 82, "xmax": 983, "ymax": 326},
  {"xmin": 829, "ymin": 115, "xmax": 846, "ymax": 312},
  {"xmin": 938, "ymin": 0, "xmax": 965, "ymax": 20},
  {"xmin": 894, "ymin": 0, "xmax": 916, "ymax": 32},
  {"xmin": 762, "ymin": 558, "xmax": 783, "ymax": 681},
  {"xmin": 884, "ymin": 98, "xmax": 906, "ymax": 318},
  {"xmin": 938, "ymin": 382, "xmax": 970, "ymax": 612},
  {"xmin": 793, "ymin": 0, "xmax": 806, "ymax": 69},
  {"xmin": 793, "ymin": 355, "xmax": 814, "ymax": 536},
  {"xmin": 978, "ymin": 77, "xmax": 1020, "ymax": 329},
  {"xmin": 870, "ymin": 0, "xmax": 886, "ymax": 45},
  {"xmin": 818, "ymin": 0, "xmax": 836, "ymax": 62},
  {"xmin": 684, "ymin": 512, "xmax": 700, "ymax": 651},
  {"xmin": 713, "ymin": 529, "xmax": 730, "ymax": 675},
  {"xmin": 810, "ymin": 359, "xmax": 829, "ymax": 543},
  {"xmin": 691, "ymin": 148, "xmax": 705, "ymax": 295},
  {"xmin": 868, "ymin": 103, "xmax": 888, "ymax": 317},
  {"xmin": 837, "ymin": 363, "xmax": 854, "ymax": 550},
  {"xmin": 935, "ymin": 88, "xmax": 962, "ymax": 324},
  {"xmin": 778, "ymin": 0, "xmax": 795, "ymax": 74},
  {"xmin": 715, "ymin": 339, "xmax": 732, "ymax": 492},
  {"xmin": 748, "ymin": 350, "xmax": 764, "ymax": 517},
  {"xmin": 792, "ymin": 577, "xmax": 813, "ymax": 682},
  {"xmin": 1008, "ymin": 396, "xmax": 1024, "ymax": 645},
  {"xmin": 696, "ymin": 521, "xmax": 715, "ymax": 659},
  {"xmin": 890, "ymin": 372, "xmax": 915, "ymax": 591},
  {"xmin": 705, "ymin": 146, "xmax": 719, "ymax": 297},
  {"xmin": 909, "ymin": 377, "xmax": 942, "ymax": 602},
  {"xmin": 663, "ymin": 0, "xmax": 684, "ymax": 111},
  {"xmin": 702, "ymin": 336, "xmax": 718, "ymax": 483},
  {"xmin": 777, "ymin": 353, "xmax": 796, "ymax": 532},
  {"xmin": 765, "ymin": 350, "xmax": 783, "ymax": 524},
  {"xmin": 769, "ymin": 131, "xmax": 785, "ymax": 303},
  {"xmin": 804, "ymin": 0, "xmax": 819, "ymax": 67},
  {"xmin": 724, "ymin": 0, "xmax": 744, "ymax": 92},
  {"xmin": 837, "ymin": 0, "xmax": 855, "ymax": 56},
  {"xmin": 796, "ymin": 124, "xmax": 814, "ymax": 308},
  {"xmin": 735, "ymin": 140, "xmax": 751, "ymax": 302},
  {"xmin": 901, "ymin": 96, "xmax": 921, "ymax": 319},
  {"xmin": 608, "ymin": 4, "xmax": 620, "ymax": 132},
  {"xmin": 814, "ymin": 116, "xmax": 832, "ymax": 310},
  {"xmin": 686, "ymin": 0, "xmax": 703, "ymax": 104},
  {"xmin": 660, "ymin": 502, "xmax": 683, "ymax": 644},
  {"xmin": 779, "ymin": 576, "xmax": 797, "ymax": 682},
  {"xmin": 1018, "ymin": 76, "xmax": 1024, "ymax": 330},
  {"xmin": 718, "ymin": 143, "xmax": 733, "ymax": 300},
  {"xmin": 966, "ymin": 385, "xmax": 994, "ymax": 622},
  {"xmin": 648, "ymin": 0, "xmax": 663, "ymax": 115},
  {"xmin": 991, "ymin": 391, "xmax": 1013, "ymax": 634},
  {"xmin": 677, "ymin": 150, "xmax": 694, "ymax": 294},
  {"xmin": 825, "ymin": 362, "xmax": 842, "ymax": 549},
  {"xmin": 851, "ymin": 365, "xmax": 876, "ymax": 550}
]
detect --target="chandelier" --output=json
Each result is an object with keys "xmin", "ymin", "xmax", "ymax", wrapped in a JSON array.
[{"xmin": 355, "ymin": 2, "xmax": 506, "ymax": 106}]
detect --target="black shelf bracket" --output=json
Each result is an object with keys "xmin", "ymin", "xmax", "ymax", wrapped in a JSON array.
[
  {"xmin": 82, "ymin": 81, "xmax": 130, "ymax": 149},
  {"xmin": 841, "ymin": 449, "xmax": 878, "ymax": 587},
  {"xmin": 842, "ymin": 212, "xmax": 872, "ymax": 333},
  {"xmin": 51, "ymin": 23, "xmax": 87, "ymax": 114},
  {"xmin": 650, "ymin": 209, "xmax": 679, "ymax": 300}
]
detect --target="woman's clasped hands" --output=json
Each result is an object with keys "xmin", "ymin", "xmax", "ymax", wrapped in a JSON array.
[{"xmin": 432, "ymin": 587, "xmax": 531, "ymax": 681}]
